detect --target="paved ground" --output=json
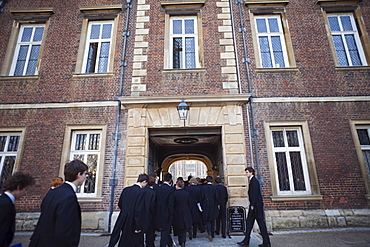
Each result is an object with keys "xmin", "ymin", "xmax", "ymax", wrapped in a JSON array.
[{"xmin": 12, "ymin": 227, "xmax": 370, "ymax": 247}]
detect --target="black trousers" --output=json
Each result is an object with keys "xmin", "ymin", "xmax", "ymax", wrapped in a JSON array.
[
  {"xmin": 177, "ymin": 228, "xmax": 187, "ymax": 245},
  {"xmin": 160, "ymin": 227, "xmax": 173, "ymax": 247},
  {"xmin": 243, "ymin": 207, "xmax": 270, "ymax": 246},
  {"xmin": 145, "ymin": 223, "xmax": 156, "ymax": 247},
  {"xmin": 204, "ymin": 220, "xmax": 215, "ymax": 237},
  {"xmin": 216, "ymin": 211, "xmax": 226, "ymax": 236}
]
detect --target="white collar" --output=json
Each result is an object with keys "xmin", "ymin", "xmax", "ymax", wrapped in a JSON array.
[
  {"xmin": 134, "ymin": 182, "xmax": 143, "ymax": 188},
  {"xmin": 65, "ymin": 181, "xmax": 77, "ymax": 192},
  {"xmin": 4, "ymin": 191, "xmax": 15, "ymax": 204}
]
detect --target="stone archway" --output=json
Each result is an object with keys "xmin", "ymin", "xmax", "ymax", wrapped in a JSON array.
[
  {"xmin": 161, "ymin": 154, "xmax": 216, "ymax": 179},
  {"xmin": 120, "ymin": 94, "xmax": 250, "ymax": 206}
]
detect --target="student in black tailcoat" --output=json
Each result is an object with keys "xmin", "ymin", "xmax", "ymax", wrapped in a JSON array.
[
  {"xmin": 237, "ymin": 167, "xmax": 271, "ymax": 247},
  {"xmin": 153, "ymin": 173, "xmax": 175, "ymax": 247},
  {"xmin": 0, "ymin": 172, "xmax": 35, "ymax": 247},
  {"xmin": 215, "ymin": 176, "xmax": 228, "ymax": 238},
  {"xmin": 29, "ymin": 160, "xmax": 88, "ymax": 247},
  {"xmin": 144, "ymin": 172, "xmax": 158, "ymax": 247},
  {"xmin": 173, "ymin": 180, "xmax": 192, "ymax": 247},
  {"xmin": 201, "ymin": 175, "xmax": 220, "ymax": 242},
  {"xmin": 109, "ymin": 173, "xmax": 149, "ymax": 247},
  {"xmin": 184, "ymin": 177, "xmax": 202, "ymax": 239}
]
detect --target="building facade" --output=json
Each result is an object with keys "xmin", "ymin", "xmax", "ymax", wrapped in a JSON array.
[{"xmin": 0, "ymin": 0, "xmax": 369, "ymax": 232}]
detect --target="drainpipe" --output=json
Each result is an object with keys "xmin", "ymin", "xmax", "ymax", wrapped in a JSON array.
[
  {"xmin": 234, "ymin": 0, "xmax": 262, "ymax": 182},
  {"xmin": 108, "ymin": 0, "xmax": 132, "ymax": 232},
  {"xmin": 229, "ymin": 0, "xmax": 255, "ymax": 168}
]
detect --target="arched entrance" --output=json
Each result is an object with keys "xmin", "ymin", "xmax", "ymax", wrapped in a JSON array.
[
  {"xmin": 162, "ymin": 154, "xmax": 214, "ymax": 180},
  {"xmin": 120, "ymin": 95, "xmax": 250, "ymax": 206}
]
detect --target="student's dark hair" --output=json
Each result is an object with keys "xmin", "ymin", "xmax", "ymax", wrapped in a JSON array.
[
  {"xmin": 163, "ymin": 173, "xmax": 172, "ymax": 182},
  {"xmin": 137, "ymin": 173, "xmax": 149, "ymax": 183},
  {"xmin": 206, "ymin": 175, "xmax": 213, "ymax": 182},
  {"xmin": 64, "ymin": 159, "xmax": 88, "ymax": 182},
  {"xmin": 3, "ymin": 172, "xmax": 35, "ymax": 191},
  {"xmin": 176, "ymin": 179, "xmax": 184, "ymax": 189},
  {"xmin": 245, "ymin": 167, "xmax": 255, "ymax": 175},
  {"xmin": 215, "ymin": 177, "xmax": 222, "ymax": 184}
]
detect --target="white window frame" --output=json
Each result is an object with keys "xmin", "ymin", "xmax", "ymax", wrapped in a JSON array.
[
  {"xmin": 327, "ymin": 13, "xmax": 367, "ymax": 67},
  {"xmin": 0, "ymin": 133, "xmax": 21, "ymax": 177},
  {"xmin": 61, "ymin": 125, "xmax": 106, "ymax": 202},
  {"xmin": 69, "ymin": 130, "xmax": 102, "ymax": 198},
  {"xmin": 169, "ymin": 16, "xmax": 200, "ymax": 69},
  {"xmin": 254, "ymin": 15, "xmax": 289, "ymax": 68},
  {"xmin": 270, "ymin": 127, "xmax": 312, "ymax": 196},
  {"xmin": 9, "ymin": 24, "xmax": 45, "ymax": 76},
  {"xmin": 355, "ymin": 126, "xmax": 370, "ymax": 181},
  {"xmin": 81, "ymin": 21, "xmax": 114, "ymax": 74}
]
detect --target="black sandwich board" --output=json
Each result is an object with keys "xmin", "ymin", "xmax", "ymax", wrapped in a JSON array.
[{"xmin": 227, "ymin": 206, "xmax": 246, "ymax": 237}]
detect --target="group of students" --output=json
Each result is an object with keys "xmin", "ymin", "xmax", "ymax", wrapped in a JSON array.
[
  {"xmin": 109, "ymin": 172, "xmax": 229, "ymax": 247},
  {"xmin": 0, "ymin": 160, "xmax": 270, "ymax": 247}
]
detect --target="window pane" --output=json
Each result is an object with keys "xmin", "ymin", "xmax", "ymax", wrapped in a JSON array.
[
  {"xmin": 345, "ymin": 34, "xmax": 362, "ymax": 66},
  {"xmin": 88, "ymin": 134, "xmax": 100, "ymax": 150},
  {"xmin": 75, "ymin": 134, "xmax": 87, "ymax": 150},
  {"xmin": 268, "ymin": 18, "xmax": 279, "ymax": 33},
  {"xmin": 185, "ymin": 19, "xmax": 194, "ymax": 34},
  {"xmin": 328, "ymin": 16, "xmax": 340, "ymax": 32},
  {"xmin": 73, "ymin": 154, "xmax": 84, "ymax": 161},
  {"xmin": 290, "ymin": 152, "xmax": 306, "ymax": 191},
  {"xmin": 185, "ymin": 37, "xmax": 195, "ymax": 68},
  {"xmin": 102, "ymin": 24, "xmax": 112, "ymax": 39},
  {"xmin": 271, "ymin": 36, "xmax": 285, "ymax": 67},
  {"xmin": 276, "ymin": 152, "xmax": 290, "ymax": 191},
  {"xmin": 33, "ymin": 27, "xmax": 45, "ymax": 42},
  {"xmin": 286, "ymin": 131, "xmax": 299, "ymax": 147},
  {"xmin": 90, "ymin": 24, "xmax": 100, "ymax": 39},
  {"xmin": 357, "ymin": 129, "xmax": 370, "ymax": 145},
  {"xmin": 332, "ymin": 35, "xmax": 349, "ymax": 66},
  {"xmin": 363, "ymin": 150, "xmax": 370, "ymax": 180},
  {"xmin": 173, "ymin": 37, "xmax": 182, "ymax": 69},
  {"xmin": 259, "ymin": 37, "xmax": 272, "ymax": 67},
  {"xmin": 8, "ymin": 136, "xmax": 20, "ymax": 152},
  {"xmin": 86, "ymin": 43, "xmax": 98, "ymax": 73},
  {"xmin": 0, "ymin": 156, "xmax": 16, "ymax": 194},
  {"xmin": 84, "ymin": 154, "xmax": 98, "ymax": 193},
  {"xmin": 26, "ymin": 45, "xmax": 40, "ymax": 75},
  {"xmin": 14, "ymin": 45, "xmax": 29, "ymax": 76},
  {"xmin": 98, "ymin": 42, "xmax": 110, "ymax": 73},
  {"xmin": 272, "ymin": 131, "xmax": 284, "ymax": 147},
  {"xmin": 21, "ymin": 27, "xmax": 33, "ymax": 42},
  {"xmin": 0, "ymin": 136, "xmax": 6, "ymax": 151},
  {"xmin": 173, "ymin": 20, "xmax": 182, "ymax": 34},
  {"xmin": 340, "ymin": 16, "xmax": 353, "ymax": 31},
  {"xmin": 256, "ymin": 19, "xmax": 267, "ymax": 33}
]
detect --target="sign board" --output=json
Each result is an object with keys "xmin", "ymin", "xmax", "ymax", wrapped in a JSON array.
[{"xmin": 227, "ymin": 206, "xmax": 245, "ymax": 234}]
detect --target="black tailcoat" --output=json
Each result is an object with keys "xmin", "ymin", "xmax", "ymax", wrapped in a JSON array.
[
  {"xmin": 109, "ymin": 184, "xmax": 146, "ymax": 247},
  {"xmin": 184, "ymin": 185, "xmax": 202, "ymax": 223},
  {"xmin": 0, "ymin": 193, "xmax": 16, "ymax": 247},
  {"xmin": 172, "ymin": 189, "xmax": 192, "ymax": 230},
  {"xmin": 29, "ymin": 183, "xmax": 81, "ymax": 247},
  {"xmin": 201, "ymin": 183, "xmax": 220, "ymax": 221}
]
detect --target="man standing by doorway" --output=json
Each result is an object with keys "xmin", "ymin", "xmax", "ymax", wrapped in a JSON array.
[
  {"xmin": 237, "ymin": 167, "xmax": 271, "ymax": 247},
  {"xmin": 215, "ymin": 176, "xmax": 228, "ymax": 238}
]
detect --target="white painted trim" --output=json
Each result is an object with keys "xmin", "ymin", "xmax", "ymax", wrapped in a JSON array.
[
  {"xmin": 253, "ymin": 96, "xmax": 370, "ymax": 103},
  {"xmin": 0, "ymin": 101, "xmax": 117, "ymax": 110}
]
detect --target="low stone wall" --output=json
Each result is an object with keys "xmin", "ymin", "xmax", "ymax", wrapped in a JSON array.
[
  {"xmin": 265, "ymin": 209, "xmax": 370, "ymax": 231},
  {"xmin": 15, "ymin": 209, "xmax": 370, "ymax": 233}
]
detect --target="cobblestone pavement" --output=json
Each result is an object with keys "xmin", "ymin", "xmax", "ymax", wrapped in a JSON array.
[{"xmin": 12, "ymin": 227, "xmax": 370, "ymax": 247}]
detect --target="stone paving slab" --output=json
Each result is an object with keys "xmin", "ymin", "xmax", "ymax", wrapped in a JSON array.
[{"xmin": 12, "ymin": 228, "xmax": 370, "ymax": 247}]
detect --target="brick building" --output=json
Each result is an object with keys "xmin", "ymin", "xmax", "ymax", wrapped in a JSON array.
[{"xmin": 0, "ymin": 0, "xmax": 369, "ymax": 232}]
